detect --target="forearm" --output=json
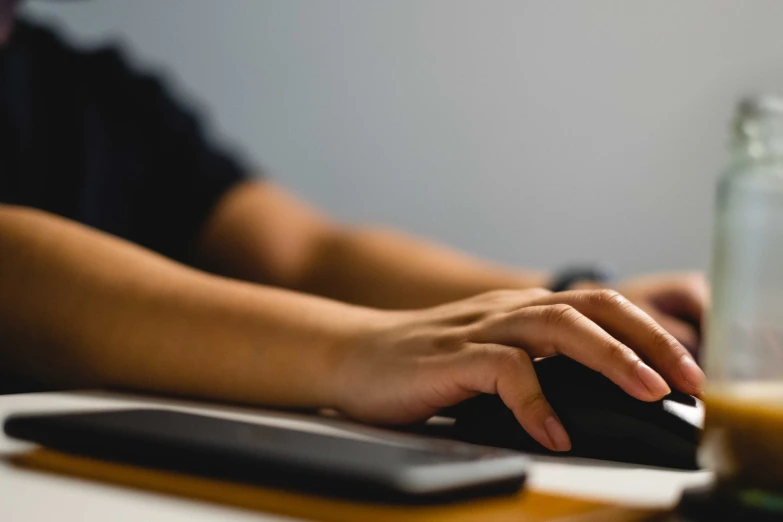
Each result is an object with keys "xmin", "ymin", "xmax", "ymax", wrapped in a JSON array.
[
  {"xmin": 297, "ymin": 226, "xmax": 549, "ymax": 309},
  {"xmin": 198, "ymin": 181, "xmax": 548, "ymax": 309},
  {"xmin": 0, "ymin": 205, "xmax": 374, "ymax": 407}
]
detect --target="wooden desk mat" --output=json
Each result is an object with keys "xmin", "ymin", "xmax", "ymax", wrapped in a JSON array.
[{"xmin": 9, "ymin": 449, "xmax": 664, "ymax": 522}]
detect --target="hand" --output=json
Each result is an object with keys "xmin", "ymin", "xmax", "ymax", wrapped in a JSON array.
[
  {"xmin": 612, "ymin": 272, "xmax": 708, "ymax": 357},
  {"xmin": 332, "ymin": 288, "xmax": 705, "ymax": 453}
]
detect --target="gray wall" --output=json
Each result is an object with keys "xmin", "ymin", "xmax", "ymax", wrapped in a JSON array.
[{"xmin": 22, "ymin": 0, "xmax": 783, "ymax": 276}]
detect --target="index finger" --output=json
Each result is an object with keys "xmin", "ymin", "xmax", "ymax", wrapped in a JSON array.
[{"xmin": 531, "ymin": 289, "xmax": 705, "ymax": 395}]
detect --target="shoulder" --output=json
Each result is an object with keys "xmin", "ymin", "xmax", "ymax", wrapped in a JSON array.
[
  {"xmin": 15, "ymin": 18, "xmax": 128, "ymax": 81},
  {"xmin": 17, "ymin": 17, "xmax": 187, "ymax": 119}
]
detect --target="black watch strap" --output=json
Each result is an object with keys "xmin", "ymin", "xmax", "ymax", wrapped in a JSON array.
[{"xmin": 548, "ymin": 266, "xmax": 612, "ymax": 293}]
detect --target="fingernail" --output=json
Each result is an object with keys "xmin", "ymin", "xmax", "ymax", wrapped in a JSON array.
[
  {"xmin": 679, "ymin": 356, "xmax": 705, "ymax": 393},
  {"xmin": 636, "ymin": 362, "xmax": 671, "ymax": 398},
  {"xmin": 544, "ymin": 416, "xmax": 572, "ymax": 452}
]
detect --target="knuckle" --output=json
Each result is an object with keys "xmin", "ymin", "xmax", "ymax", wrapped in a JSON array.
[
  {"xmin": 519, "ymin": 389, "xmax": 548, "ymax": 411},
  {"xmin": 585, "ymin": 288, "xmax": 625, "ymax": 306},
  {"xmin": 650, "ymin": 328, "xmax": 678, "ymax": 355},
  {"xmin": 605, "ymin": 291, "xmax": 640, "ymax": 316},
  {"xmin": 601, "ymin": 288, "xmax": 625, "ymax": 304},
  {"xmin": 606, "ymin": 339, "xmax": 631, "ymax": 362},
  {"xmin": 545, "ymin": 304, "xmax": 580, "ymax": 328}
]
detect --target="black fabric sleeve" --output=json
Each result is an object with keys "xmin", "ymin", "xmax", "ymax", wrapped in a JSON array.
[{"xmin": 82, "ymin": 46, "xmax": 255, "ymax": 264}]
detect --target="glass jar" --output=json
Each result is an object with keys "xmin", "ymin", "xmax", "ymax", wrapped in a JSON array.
[{"xmin": 701, "ymin": 96, "xmax": 783, "ymax": 497}]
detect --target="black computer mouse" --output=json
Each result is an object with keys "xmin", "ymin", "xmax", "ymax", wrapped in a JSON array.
[{"xmin": 450, "ymin": 355, "xmax": 703, "ymax": 469}]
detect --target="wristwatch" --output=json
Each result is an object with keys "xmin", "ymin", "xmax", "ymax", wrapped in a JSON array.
[{"xmin": 548, "ymin": 266, "xmax": 613, "ymax": 293}]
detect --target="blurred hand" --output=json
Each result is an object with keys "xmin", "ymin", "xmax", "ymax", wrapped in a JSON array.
[
  {"xmin": 332, "ymin": 288, "xmax": 705, "ymax": 452},
  {"xmin": 612, "ymin": 272, "xmax": 709, "ymax": 358}
]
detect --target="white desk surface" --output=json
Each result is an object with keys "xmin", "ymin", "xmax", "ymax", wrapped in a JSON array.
[{"xmin": 0, "ymin": 391, "xmax": 713, "ymax": 522}]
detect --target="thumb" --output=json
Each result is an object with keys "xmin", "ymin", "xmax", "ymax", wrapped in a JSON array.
[{"xmin": 451, "ymin": 343, "xmax": 571, "ymax": 452}]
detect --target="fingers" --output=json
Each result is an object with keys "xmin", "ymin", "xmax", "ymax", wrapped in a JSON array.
[
  {"xmin": 531, "ymin": 290, "xmax": 704, "ymax": 395},
  {"xmin": 427, "ymin": 288, "xmax": 553, "ymax": 327},
  {"xmin": 650, "ymin": 273, "xmax": 709, "ymax": 322},
  {"xmin": 454, "ymin": 343, "xmax": 571, "ymax": 452},
  {"xmin": 644, "ymin": 308, "xmax": 699, "ymax": 354},
  {"xmin": 478, "ymin": 304, "xmax": 671, "ymax": 401}
]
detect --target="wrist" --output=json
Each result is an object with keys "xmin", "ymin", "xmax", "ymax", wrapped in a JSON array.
[
  {"xmin": 318, "ymin": 305, "xmax": 397, "ymax": 405},
  {"xmin": 326, "ymin": 306, "xmax": 409, "ymax": 413},
  {"xmin": 183, "ymin": 282, "xmax": 389, "ymax": 412}
]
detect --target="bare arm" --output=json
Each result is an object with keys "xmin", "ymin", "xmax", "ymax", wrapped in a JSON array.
[
  {"xmin": 198, "ymin": 181, "xmax": 708, "ymax": 351},
  {"xmin": 0, "ymin": 205, "xmax": 375, "ymax": 407},
  {"xmin": 0, "ymin": 203, "xmax": 702, "ymax": 451},
  {"xmin": 198, "ymin": 181, "xmax": 548, "ymax": 309}
]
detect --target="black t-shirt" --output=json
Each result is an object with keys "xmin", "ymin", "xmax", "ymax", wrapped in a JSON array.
[
  {"xmin": 0, "ymin": 19, "xmax": 252, "ymax": 394},
  {"xmin": 0, "ymin": 19, "xmax": 251, "ymax": 263}
]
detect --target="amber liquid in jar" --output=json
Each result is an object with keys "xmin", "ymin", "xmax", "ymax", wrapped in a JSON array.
[{"xmin": 702, "ymin": 383, "xmax": 783, "ymax": 491}]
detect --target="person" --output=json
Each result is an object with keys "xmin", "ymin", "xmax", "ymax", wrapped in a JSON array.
[{"xmin": 0, "ymin": 2, "xmax": 705, "ymax": 453}]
